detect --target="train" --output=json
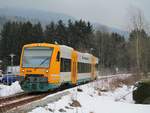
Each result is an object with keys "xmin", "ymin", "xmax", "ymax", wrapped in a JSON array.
[{"xmin": 19, "ymin": 43, "xmax": 98, "ymax": 92}]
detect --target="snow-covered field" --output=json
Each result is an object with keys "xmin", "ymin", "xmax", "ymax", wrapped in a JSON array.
[
  {"xmin": 0, "ymin": 81, "xmax": 23, "ymax": 97},
  {"xmin": 29, "ymin": 82, "xmax": 150, "ymax": 113}
]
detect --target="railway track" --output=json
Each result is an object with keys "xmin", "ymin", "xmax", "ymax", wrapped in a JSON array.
[
  {"xmin": 0, "ymin": 83, "xmax": 74, "ymax": 113},
  {"xmin": 0, "ymin": 93, "xmax": 50, "ymax": 113},
  {"xmin": 0, "ymin": 74, "xmax": 135, "ymax": 113},
  {"xmin": 0, "ymin": 93, "xmax": 27, "ymax": 105}
]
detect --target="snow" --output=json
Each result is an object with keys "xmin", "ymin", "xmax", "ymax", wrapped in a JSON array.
[
  {"xmin": 0, "ymin": 81, "xmax": 23, "ymax": 97},
  {"xmin": 0, "ymin": 73, "xmax": 149, "ymax": 113},
  {"xmin": 102, "ymin": 85, "xmax": 134, "ymax": 103},
  {"xmin": 29, "ymin": 81, "xmax": 150, "ymax": 113}
]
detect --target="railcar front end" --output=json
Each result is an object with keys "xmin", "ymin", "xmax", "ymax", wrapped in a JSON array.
[{"xmin": 19, "ymin": 43, "xmax": 61, "ymax": 92}]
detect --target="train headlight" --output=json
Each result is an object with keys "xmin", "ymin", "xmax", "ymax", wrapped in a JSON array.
[
  {"xmin": 46, "ymin": 70, "xmax": 49, "ymax": 73},
  {"xmin": 22, "ymin": 69, "xmax": 24, "ymax": 72}
]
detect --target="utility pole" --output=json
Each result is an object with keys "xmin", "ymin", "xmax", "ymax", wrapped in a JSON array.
[{"xmin": 9, "ymin": 54, "xmax": 15, "ymax": 73}]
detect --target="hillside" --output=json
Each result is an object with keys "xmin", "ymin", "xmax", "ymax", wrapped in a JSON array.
[
  {"xmin": 0, "ymin": 8, "xmax": 128, "ymax": 37},
  {"xmin": 0, "ymin": 8, "xmax": 75, "ymax": 31},
  {"xmin": 93, "ymin": 23, "xmax": 129, "ymax": 38}
]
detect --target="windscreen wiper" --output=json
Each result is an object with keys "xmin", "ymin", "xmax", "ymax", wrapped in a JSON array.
[{"xmin": 39, "ymin": 57, "xmax": 50, "ymax": 66}]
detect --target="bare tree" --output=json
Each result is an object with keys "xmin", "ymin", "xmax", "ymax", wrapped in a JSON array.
[
  {"xmin": 127, "ymin": 6, "xmax": 148, "ymax": 74},
  {"xmin": 127, "ymin": 6, "xmax": 146, "ymax": 31}
]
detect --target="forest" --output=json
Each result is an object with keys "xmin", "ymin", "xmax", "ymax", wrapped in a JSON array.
[{"xmin": 0, "ymin": 19, "xmax": 150, "ymax": 74}]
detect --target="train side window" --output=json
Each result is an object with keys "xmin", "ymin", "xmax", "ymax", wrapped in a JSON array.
[
  {"xmin": 56, "ymin": 52, "xmax": 60, "ymax": 61},
  {"xmin": 78, "ymin": 62, "xmax": 91, "ymax": 73},
  {"xmin": 60, "ymin": 58, "xmax": 71, "ymax": 72}
]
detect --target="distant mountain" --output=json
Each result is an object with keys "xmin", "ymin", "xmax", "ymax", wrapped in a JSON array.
[
  {"xmin": 0, "ymin": 8, "xmax": 129, "ymax": 38},
  {"xmin": 0, "ymin": 8, "xmax": 75, "ymax": 23},
  {"xmin": 93, "ymin": 23, "xmax": 129, "ymax": 38},
  {"xmin": 0, "ymin": 8, "xmax": 76, "ymax": 31}
]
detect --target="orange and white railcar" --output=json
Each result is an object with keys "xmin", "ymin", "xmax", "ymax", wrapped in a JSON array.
[{"xmin": 19, "ymin": 43, "xmax": 98, "ymax": 92}]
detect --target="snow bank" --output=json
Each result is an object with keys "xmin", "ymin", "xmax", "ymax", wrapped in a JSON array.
[
  {"xmin": 29, "ymin": 82, "xmax": 150, "ymax": 113},
  {"xmin": 0, "ymin": 81, "xmax": 23, "ymax": 97},
  {"xmin": 98, "ymin": 73, "xmax": 132, "ymax": 79},
  {"xmin": 102, "ymin": 85, "xmax": 134, "ymax": 103}
]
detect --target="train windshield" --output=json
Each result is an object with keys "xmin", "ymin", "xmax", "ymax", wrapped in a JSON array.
[{"xmin": 22, "ymin": 47, "xmax": 53, "ymax": 68}]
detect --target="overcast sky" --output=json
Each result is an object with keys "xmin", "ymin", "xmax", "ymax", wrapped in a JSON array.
[{"xmin": 0, "ymin": 0, "xmax": 149, "ymax": 30}]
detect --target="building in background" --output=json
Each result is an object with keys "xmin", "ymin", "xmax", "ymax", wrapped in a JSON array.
[{"xmin": 6, "ymin": 66, "xmax": 20, "ymax": 75}]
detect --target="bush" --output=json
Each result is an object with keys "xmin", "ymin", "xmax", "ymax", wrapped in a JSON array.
[{"xmin": 133, "ymin": 79, "xmax": 150, "ymax": 104}]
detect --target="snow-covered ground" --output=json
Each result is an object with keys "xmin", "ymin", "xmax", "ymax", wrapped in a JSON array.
[
  {"xmin": 0, "ymin": 73, "xmax": 132, "ymax": 97},
  {"xmin": 0, "ymin": 81, "xmax": 23, "ymax": 97},
  {"xmin": 0, "ymin": 74, "xmax": 150, "ymax": 113},
  {"xmin": 29, "ymin": 82, "xmax": 150, "ymax": 113}
]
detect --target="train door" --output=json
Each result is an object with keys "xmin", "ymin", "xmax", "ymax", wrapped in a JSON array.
[{"xmin": 71, "ymin": 51, "xmax": 77, "ymax": 84}]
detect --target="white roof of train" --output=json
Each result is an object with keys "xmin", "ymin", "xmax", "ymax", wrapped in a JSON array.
[
  {"xmin": 59, "ymin": 45, "xmax": 98, "ymax": 64},
  {"xmin": 60, "ymin": 45, "xmax": 73, "ymax": 59}
]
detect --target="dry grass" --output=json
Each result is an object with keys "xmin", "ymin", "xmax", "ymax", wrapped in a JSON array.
[
  {"xmin": 59, "ymin": 108, "xmax": 66, "ymax": 112},
  {"xmin": 95, "ymin": 74, "xmax": 142, "ymax": 91},
  {"xmin": 77, "ymin": 88, "xmax": 83, "ymax": 92},
  {"xmin": 69, "ymin": 100, "xmax": 81, "ymax": 107}
]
